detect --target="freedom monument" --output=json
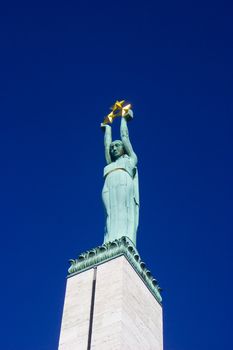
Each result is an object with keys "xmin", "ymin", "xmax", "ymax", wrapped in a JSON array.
[{"xmin": 58, "ymin": 101, "xmax": 163, "ymax": 349}]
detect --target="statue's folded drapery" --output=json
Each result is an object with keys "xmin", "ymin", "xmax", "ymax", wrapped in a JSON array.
[{"xmin": 102, "ymin": 155, "xmax": 139, "ymax": 245}]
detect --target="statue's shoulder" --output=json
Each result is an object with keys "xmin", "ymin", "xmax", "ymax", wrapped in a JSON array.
[
  {"xmin": 104, "ymin": 162, "xmax": 114, "ymax": 176},
  {"xmin": 123, "ymin": 154, "xmax": 137, "ymax": 168}
]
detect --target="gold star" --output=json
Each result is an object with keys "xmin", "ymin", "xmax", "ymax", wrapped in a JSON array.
[
  {"xmin": 103, "ymin": 111, "xmax": 115, "ymax": 125},
  {"xmin": 122, "ymin": 104, "xmax": 131, "ymax": 116},
  {"xmin": 111, "ymin": 100, "xmax": 125, "ymax": 112}
]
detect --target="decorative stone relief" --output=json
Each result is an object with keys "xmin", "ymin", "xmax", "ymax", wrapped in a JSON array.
[{"xmin": 68, "ymin": 236, "xmax": 162, "ymax": 304}]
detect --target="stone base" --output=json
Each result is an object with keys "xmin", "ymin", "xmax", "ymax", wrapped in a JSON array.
[{"xmin": 58, "ymin": 255, "xmax": 163, "ymax": 350}]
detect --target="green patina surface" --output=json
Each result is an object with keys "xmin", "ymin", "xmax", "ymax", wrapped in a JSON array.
[
  {"xmin": 68, "ymin": 236, "xmax": 162, "ymax": 304},
  {"xmin": 102, "ymin": 116, "xmax": 139, "ymax": 246}
]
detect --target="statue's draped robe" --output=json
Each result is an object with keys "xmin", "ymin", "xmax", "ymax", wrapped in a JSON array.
[{"xmin": 102, "ymin": 154, "xmax": 139, "ymax": 245}]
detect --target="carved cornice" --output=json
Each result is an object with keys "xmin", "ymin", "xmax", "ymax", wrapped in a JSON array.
[{"xmin": 68, "ymin": 236, "xmax": 162, "ymax": 304}]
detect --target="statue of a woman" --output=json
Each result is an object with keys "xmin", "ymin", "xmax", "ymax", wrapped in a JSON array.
[{"xmin": 101, "ymin": 112, "xmax": 139, "ymax": 246}]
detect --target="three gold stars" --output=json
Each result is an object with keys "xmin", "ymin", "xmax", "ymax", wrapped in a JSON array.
[{"xmin": 103, "ymin": 100, "xmax": 132, "ymax": 125}]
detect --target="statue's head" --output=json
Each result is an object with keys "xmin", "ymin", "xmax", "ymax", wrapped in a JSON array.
[{"xmin": 110, "ymin": 140, "xmax": 125, "ymax": 160}]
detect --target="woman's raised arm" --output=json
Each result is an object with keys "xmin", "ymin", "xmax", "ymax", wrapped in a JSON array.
[
  {"xmin": 120, "ymin": 113, "xmax": 137, "ymax": 165},
  {"xmin": 101, "ymin": 123, "xmax": 112, "ymax": 164}
]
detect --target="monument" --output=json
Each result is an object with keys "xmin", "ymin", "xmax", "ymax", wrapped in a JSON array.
[{"xmin": 58, "ymin": 101, "xmax": 163, "ymax": 349}]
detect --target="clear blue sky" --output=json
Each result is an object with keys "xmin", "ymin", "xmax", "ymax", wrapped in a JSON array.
[{"xmin": 0, "ymin": 1, "xmax": 232, "ymax": 349}]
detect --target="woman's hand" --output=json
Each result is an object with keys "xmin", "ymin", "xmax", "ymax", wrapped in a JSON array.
[
  {"xmin": 100, "ymin": 123, "xmax": 111, "ymax": 130},
  {"xmin": 122, "ymin": 109, "xmax": 133, "ymax": 121}
]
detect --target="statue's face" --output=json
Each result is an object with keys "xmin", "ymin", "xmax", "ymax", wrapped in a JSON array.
[{"xmin": 110, "ymin": 140, "xmax": 125, "ymax": 160}]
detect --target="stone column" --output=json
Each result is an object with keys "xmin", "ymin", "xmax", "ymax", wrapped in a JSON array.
[{"xmin": 59, "ymin": 253, "xmax": 163, "ymax": 350}]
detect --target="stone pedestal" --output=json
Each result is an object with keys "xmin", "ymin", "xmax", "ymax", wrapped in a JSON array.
[{"xmin": 59, "ymin": 242, "xmax": 163, "ymax": 350}]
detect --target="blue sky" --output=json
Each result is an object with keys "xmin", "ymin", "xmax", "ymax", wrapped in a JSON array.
[{"xmin": 0, "ymin": 1, "xmax": 232, "ymax": 349}]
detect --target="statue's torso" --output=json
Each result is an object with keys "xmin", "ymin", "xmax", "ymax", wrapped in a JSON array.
[{"xmin": 103, "ymin": 155, "xmax": 135, "ymax": 178}]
